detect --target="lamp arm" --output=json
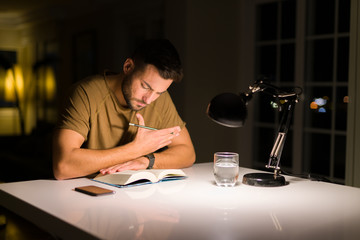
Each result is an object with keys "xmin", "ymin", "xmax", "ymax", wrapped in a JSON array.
[
  {"xmin": 240, "ymin": 79, "xmax": 302, "ymax": 176},
  {"xmin": 243, "ymin": 79, "xmax": 299, "ymax": 102},
  {"xmin": 265, "ymin": 97, "xmax": 297, "ymax": 175}
]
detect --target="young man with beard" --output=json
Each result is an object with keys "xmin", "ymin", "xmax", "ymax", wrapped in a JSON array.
[{"xmin": 52, "ymin": 39, "xmax": 196, "ymax": 180}]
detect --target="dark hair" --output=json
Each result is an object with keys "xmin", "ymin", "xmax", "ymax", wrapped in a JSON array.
[{"xmin": 131, "ymin": 39, "xmax": 183, "ymax": 83}]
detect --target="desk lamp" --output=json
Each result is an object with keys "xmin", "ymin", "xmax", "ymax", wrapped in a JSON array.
[{"xmin": 206, "ymin": 79, "xmax": 301, "ymax": 187}]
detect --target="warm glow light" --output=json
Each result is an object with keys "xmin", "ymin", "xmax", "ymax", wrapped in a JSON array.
[
  {"xmin": 4, "ymin": 68, "xmax": 15, "ymax": 102},
  {"xmin": 310, "ymin": 101, "xmax": 318, "ymax": 110},
  {"xmin": 279, "ymin": 99, "xmax": 287, "ymax": 104},
  {"xmin": 4, "ymin": 64, "xmax": 24, "ymax": 102},
  {"xmin": 14, "ymin": 65, "xmax": 24, "ymax": 100},
  {"xmin": 45, "ymin": 66, "xmax": 56, "ymax": 101},
  {"xmin": 343, "ymin": 96, "xmax": 349, "ymax": 103}
]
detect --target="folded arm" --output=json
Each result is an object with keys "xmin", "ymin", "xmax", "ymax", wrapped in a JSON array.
[
  {"xmin": 52, "ymin": 125, "xmax": 195, "ymax": 179},
  {"xmin": 99, "ymin": 126, "xmax": 196, "ymax": 174},
  {"xmin": 52, "ymin": 128, "xmax": 136, "ymax": 179}
]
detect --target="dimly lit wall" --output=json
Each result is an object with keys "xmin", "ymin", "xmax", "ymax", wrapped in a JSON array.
[{"xmin": 165, "ymin": 0, "xmax": 250, "ymax": 164}]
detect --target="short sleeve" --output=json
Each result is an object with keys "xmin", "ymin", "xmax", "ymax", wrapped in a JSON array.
[{"xmin": 56, "ymin": 83, "xmax": 91, "ymax": 140}]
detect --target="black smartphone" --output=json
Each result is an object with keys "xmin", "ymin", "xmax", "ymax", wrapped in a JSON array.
[{"xmin": 74, "ymin": 185, "xmax": 115, "ymax": 196}]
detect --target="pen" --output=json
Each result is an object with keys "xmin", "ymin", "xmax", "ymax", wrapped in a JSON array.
[
  {"xmin": 129, "ymin": 123, "xmax": 175, "ymax": 135},
  {"xmin": 129, "ymin": 123, "xmax": 158, "ymax": 131}
]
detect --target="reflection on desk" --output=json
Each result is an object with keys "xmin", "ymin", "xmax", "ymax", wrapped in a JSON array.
[{"xmin": 1, "ymin": 162, "xmax": 360, "ymax": 240}]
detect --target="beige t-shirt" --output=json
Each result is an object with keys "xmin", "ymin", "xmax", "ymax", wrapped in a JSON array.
[{"xmin": 56, "ymin": 73, "xmax": 185, "ymax": 150}]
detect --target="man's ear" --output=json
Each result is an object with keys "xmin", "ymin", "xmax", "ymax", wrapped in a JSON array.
[{"xmin": 123, "ymin": 58, "xmax": 135, "ymax": 74}]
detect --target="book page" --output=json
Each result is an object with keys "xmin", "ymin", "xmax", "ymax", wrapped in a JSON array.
[
  {"xmin": 147, "ymin": 169, "xmax": 186, "ymax": 180},
  {"xmin": 94, "ymin": 170, "xmax": 158, "ymax": 185},
  {"xmin": 127, "ymin": 171, "xmax": 158, "ymax": 184},
  {"xmin": 93, "ymin": 169, "xmax": 186, "ymax": 186}
]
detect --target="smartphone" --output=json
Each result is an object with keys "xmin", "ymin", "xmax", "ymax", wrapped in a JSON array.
[{"xmin": 74, "ymin": 185, "xmax": 115, "ymax": 196}]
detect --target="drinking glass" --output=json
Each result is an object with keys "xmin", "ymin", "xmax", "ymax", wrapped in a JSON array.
[{"xmin": 214, "ymin": 152, "xmax": 239, "ymax": 187}]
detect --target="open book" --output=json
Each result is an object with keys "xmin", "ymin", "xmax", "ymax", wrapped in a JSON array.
[{"xmin": 92, "ymin": 169, "xmax": 187, "ymax": 188}]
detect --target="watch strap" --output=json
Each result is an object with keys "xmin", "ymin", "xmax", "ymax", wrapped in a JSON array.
[{"xmin": 145, "ymin": 153, "xmax": 155, "ymax": 169}]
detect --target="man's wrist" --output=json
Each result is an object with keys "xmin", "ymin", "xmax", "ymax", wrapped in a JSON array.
[{"xmin": 144, "ymin": 153, "xmax": 155, "ymax": 169}]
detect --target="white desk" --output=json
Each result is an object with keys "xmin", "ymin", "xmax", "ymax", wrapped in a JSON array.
[{"xmin": 1, "ymin": 162, "xmax": 360, "ymax": 240}]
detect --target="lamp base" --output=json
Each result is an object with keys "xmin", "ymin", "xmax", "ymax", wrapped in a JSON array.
[{"xmin": 242, "ymin": 173, "xmax": 286, "ymax": 187}]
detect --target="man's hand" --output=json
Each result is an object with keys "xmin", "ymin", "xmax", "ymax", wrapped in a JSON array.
[
  {"xmin": 132, "ymin": 113, "xmax": 181, "ymax": 156},
  {"xmin": 99, "ymin": 113, "xmax": 182, "ymax": 174},
  {"xmin": 99, "ymin": 156, "xmax": 149, "ymax": 174}
]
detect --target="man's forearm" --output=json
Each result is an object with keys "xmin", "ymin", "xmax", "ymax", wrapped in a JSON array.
[
  {"xmin": 53, "ymin": 126, "xmax": 194, "ymax": 179},
  {"xmin": 86, "ymin": 142, "xmax": 196, "ymax": 175},
  {"xmin": 53, "ymin": 142, "xmax": 141, "ymax": 180},
  {"xmin": 152, "ymin": 144, "xmax": 196, "ymax": 169}
]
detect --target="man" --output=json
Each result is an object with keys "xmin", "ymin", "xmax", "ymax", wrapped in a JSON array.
[{"xmin": 53, "ymin": 39, "xmax": 196, "ymax": 180}]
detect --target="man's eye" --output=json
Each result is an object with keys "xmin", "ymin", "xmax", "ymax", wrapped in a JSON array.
[{"xmin": 141, "ymin": 83, "xmax": 150, "ymax": 89}]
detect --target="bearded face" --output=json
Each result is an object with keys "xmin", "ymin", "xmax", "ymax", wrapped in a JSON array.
[
  {"xmin": 121, "ymin": 63, "xmax": 173, "ymax": 111},
  {"xmin": 121, "ymin": 73, "xmax": 146, "ymax": 111}
]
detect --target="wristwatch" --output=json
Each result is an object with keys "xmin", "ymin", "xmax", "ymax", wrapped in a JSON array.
[{"xmin": 144, "ymin": 153, "xmax": 155, "ymax": 169}]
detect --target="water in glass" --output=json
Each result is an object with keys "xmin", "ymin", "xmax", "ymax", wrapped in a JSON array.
[{"xmin": 214, "ymin": 161, "xmax": 239, "ymax": 187}]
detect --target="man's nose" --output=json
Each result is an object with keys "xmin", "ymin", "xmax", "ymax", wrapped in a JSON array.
[{"xmin": 143, "ymin": 91, "xmax": 156, "ymax": 104}]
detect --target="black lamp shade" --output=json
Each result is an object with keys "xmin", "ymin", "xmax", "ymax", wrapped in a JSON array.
[{"xmin": 206, "ymin": 93, "xmax": 248, "ymax": 128}]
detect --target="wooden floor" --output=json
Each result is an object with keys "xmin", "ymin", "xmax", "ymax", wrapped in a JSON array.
[{"xmin": 0, "ymin": 207, "xmax": 55, "ymax": 240}]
